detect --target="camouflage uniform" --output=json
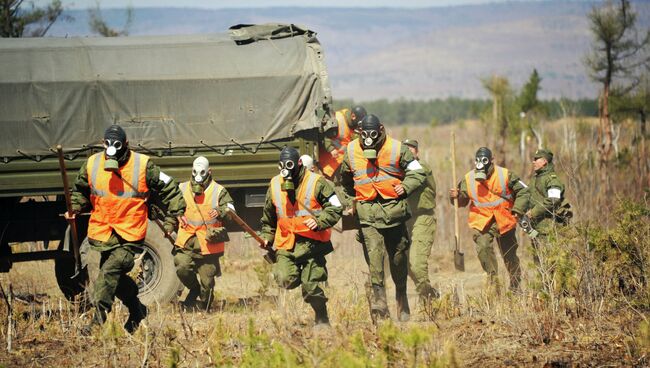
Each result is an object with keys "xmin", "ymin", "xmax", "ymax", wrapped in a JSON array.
[
  {"xmin": 406, "ymin": 160, "xmax": 438, "ymax": 300},
  {"xmin": 173, "ymin": 185, "xmax": 234, "ymax": 309},
  {"xmin": 260, "ymin": 168, "xmax": 342, "ymax": 321},
  {"xmin": 340, "ymin": 141, "xmax": 426, "ymax": 320},
  {"xmin": 455, "ymin": 169, "xmax": 528, "ymax": 290},
  {"xmin": 527, "ymin": 151, "xmax": 571, "ymax": 236},
  {"xmin": 526, "ymin": 149, "xmax": 572, "ymax": 264},
  {"xmin": 71, "ymin": 152, "xmax": 185, "ymax": 329}
]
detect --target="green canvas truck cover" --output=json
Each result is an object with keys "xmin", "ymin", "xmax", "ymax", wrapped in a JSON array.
[{"xmin": 0, "ymin": 23, "xmax": 332, "ymax": 160}]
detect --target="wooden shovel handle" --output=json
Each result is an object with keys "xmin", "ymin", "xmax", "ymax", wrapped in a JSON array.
[{"xmin": 451, "ymin": 132, "xmax": 461, "ymax": 251}]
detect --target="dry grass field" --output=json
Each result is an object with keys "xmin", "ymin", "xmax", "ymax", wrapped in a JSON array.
[{"xmin": 0, "ymin": 119, "xmax": 648, "ymax": 367}]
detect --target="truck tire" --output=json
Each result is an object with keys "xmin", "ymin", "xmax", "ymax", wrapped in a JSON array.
[{"xmin": 83, "ymin": 221, "xmax": 181, "ymax": 306}]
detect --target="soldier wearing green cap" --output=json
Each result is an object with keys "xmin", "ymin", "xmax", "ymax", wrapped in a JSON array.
[
  {"xmin": 525, "ymin": 149, "xmax": 572, "ymax": 238},
  {"xmin": 402, "ymin": 139, "xmax": 439, "ymax": 302}
]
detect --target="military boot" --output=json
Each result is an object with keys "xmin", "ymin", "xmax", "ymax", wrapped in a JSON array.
[
  {"xmin": 181, "ymin": 287, "xmax": 200, "ymax": 310},
  {"xmin": 370, "ymin": 286, "xmax": 389, "ymax": 321},
  {"xmin": 81, "ymin": 307, "xmax": 107, "ymax": 336},
  {"xmin": 124, "ymin": 301, "xmax": 148, "ymax": 334},
  {"xmin": 396, "ymin": 289, "xmax": 410, "ymax": 322},
  {"xmin": 310, "ymin": 299, "xmax": 330, "ymax": 329},
  {"xmin": 197, "ymin": 287, "xmax": 214, "ymax": 312},
  {"xmin": 418, "ymin": 284, "xmax": 440, "ymax": 304}
]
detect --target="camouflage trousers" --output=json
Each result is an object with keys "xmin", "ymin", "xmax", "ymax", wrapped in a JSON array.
[
  {"xmin": 407, "ymin": 213, "xmax": 436, "ymax": 297},
  {"xmin": 272, "ymin": 239, "xmax": 329, "ymax": 304},
  {"xmin": 360, "ymin": 223, "xmax": 410, "ymax": 294},
  {"xmin": 92, "ymin": 243, "xmax": 141, "ymax": 318},
  {"xmin": 472, "ymin": 221, "xmax": 521, "ymax": 290},
  {"xmin": 173, "ymin": 236, "xmax": 222, "ymax": 304}
]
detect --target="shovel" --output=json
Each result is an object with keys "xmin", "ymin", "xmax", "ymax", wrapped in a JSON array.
[{"xmin": 451, "ymin": 132, "xmax": 465, "ymax": 271}]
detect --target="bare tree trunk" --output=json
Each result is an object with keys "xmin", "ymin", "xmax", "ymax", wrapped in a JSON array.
[{"xmin": 598, "ymin": 83, "xmax": 613, "ymax": 202}]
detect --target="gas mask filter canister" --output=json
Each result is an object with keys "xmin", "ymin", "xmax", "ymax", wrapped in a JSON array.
[{"xmin": 361, "ymin": 130, "xmax": 379, "ymax": 159}]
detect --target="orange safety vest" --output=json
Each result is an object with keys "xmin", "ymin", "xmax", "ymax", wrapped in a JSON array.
[
  {"xmin": 465, "ymin": 165, "xmax": 517, "ymax": 234},
  {"xmin": 175, "ymin": 181, "xmax": 226, "ymax": 255},
  {"xmin": 270, "ymin": 171, "xmax": 332, "ymax": 250},
  {"xmin": 87, "ymin": 151, "xmax": 150, "ymax": 242},
  {"xmin": 346, "ymin": 137, "xmax": 404, "ymax": 201},
  {"xmin": 319, "ymin": 109, "xmax": 352, "ymax": 178}
]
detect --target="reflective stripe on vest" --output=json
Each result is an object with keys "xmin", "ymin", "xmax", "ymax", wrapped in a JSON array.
[
  {"xmin": 86, "ymin": 151, "xmax": 150, "ymax": 242},
  {"xmin": 175, "ymin": 180, "xmax": 226, "ymax": 255},
  {"xmin": 270, "ymin": 171, "xmax": 331, "ymax": 250},
  {"xmin": 465, "ymin": 165, "xmax": 517, "ymax": 234},
  {"xmin": 467, "ymin": 167, "xmax": 512, "ymax": 207},
  {"xmin": 346, "ymin": 137, "xmax": 404, "ymax": 200}
]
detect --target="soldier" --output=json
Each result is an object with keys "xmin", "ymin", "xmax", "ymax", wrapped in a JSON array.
[
  {"xmin": 448, "ymin": 147, "xmax": 529, "ymax": 291},
  {"xmin": 67, "ymin": 125, "xmax": 185, "ymax": 334},
  {"xmin": 525, "ymin": 148, "xmax": 572, "ymax": 242},
  {"xmin": 319, "ymin": 105, "xmax": 367, "ymax": 179},
  {"xmin": 340, "ymin": 115, "xmax": 426, "ymax": 322},
  {"xmin": 174, "ymin": 156, "xmax": 235, "ymax": 311},
  {"xmin": 260, "ymin": 147, "xmax": 342, "ymax": 327},
  {"xmin": 402, "ymin": 139, "xmax": 440, "ymax": 302}
]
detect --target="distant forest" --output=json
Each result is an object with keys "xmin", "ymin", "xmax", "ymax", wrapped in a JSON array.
[{"xmin": 333, "ymin": 98, "xmax": 598, "ymax": 125}]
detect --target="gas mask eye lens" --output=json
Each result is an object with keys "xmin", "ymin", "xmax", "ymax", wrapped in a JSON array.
[
  {"xmin": 481, "ymin": 157, "xmax": 489, "ymax": 165},
  {"xmin": 192, "ymin": 169, "xmax": 197, "ymax": 176},
  {"xmin": 113, "ymin": 141, "xmax": 122, "ymax": 150},
  {"xmin": 200, "ymin": 170, "xmax": 205, "ymax": 176},
  {"xmin": 369, "ymin": 131, "xmax": 378, "ymax": 139},
  {"xmin": 285, "ymin": 160, "xmax": 295, "ymax": 170},
  {"xmin": 361, "ymin": 131, "xmax": 369, "ymax": 139}
]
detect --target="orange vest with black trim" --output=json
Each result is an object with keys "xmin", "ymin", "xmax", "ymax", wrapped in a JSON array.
[
  {"xmin": 319, "ymin": 109, "xmax": 352, "ymax": 178},
  {"xmin": 175, "ymin": 181, "xmax": 226, "ymax": 255},
  {"xmin": 87, "ymin": 151, "xmax": 150, "ymax": 242},
  {"xmin": 346, "ymin": 137, "xmax": 404, "ymax": 201},
  {"xmin": 270, "ymin": 171, "xmax": 332, "ymax": 250},
  {"xmin": 465, "ymin": 165, "xmax": 517, "ymax": 234}
]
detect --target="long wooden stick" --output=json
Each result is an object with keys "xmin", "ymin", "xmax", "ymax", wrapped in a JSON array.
[
  {"xmin": 451, "ymin": 132, "xmax": 461, "ymax": 254},
  {"xmin": 226, "ymin": 209, "xmax": 276, "ymax": 264},
  {"xmin": 56, "ymin": 145, "xmax": 82, "ymax": 278}
]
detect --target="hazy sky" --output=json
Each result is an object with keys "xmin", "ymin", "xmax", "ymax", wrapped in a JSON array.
[{"xmin": 52, "ymin": 0, "xmax": 555, "ymax": 10}]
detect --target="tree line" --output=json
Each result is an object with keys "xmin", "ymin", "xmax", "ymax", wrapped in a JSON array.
[{"xmin": 333, "ymin": 97, "xmax": 598, "ymax": 126}]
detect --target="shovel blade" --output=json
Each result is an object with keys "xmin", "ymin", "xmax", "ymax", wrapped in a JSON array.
[{"xmin": 454, "ymin": 250, "xmax": 465, "ymax": 272}]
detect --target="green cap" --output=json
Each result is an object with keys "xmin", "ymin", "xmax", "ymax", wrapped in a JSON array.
[
  {"xmin": 403, "ymin": 139, "xmax": 419, "ymax": 149},
  {"xmin": 534, "ymin": 148, "xmax": 553, "ymax": 163}
]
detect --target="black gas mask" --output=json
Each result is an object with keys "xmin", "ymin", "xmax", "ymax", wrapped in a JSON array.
[
  {"xmin": 349, "ymin": 105, "xmax": 367, "ymax": 130},
  {"xmin": 278, "ymin": 146, "xmax": 301, "ymax": 191},
  {"xmin": 191, "ymin": 156, "xmax": 211, "ymax": 195},
  {"xmin": 474, "ymin": 147, "xmax": 493, "ymax": 181},
  {"xmin": 103, "ymin": 125, "xmax": 129, "ymax": 171},
  {"xmin": 360, "ymin": 114, "xmax": 385, "ymax": 159}
]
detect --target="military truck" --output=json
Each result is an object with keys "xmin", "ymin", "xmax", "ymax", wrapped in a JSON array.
[{"xmin": 0, "ymin": 24, "xmax": 334, "ymax": 305}]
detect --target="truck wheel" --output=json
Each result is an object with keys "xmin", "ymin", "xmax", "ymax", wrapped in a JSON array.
[{"xmin": 83, "ymin": 221, "xmax": 181, "ymax": 306}]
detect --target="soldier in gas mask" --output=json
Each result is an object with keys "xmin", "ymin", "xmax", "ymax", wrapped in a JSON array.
[
  {"xmin": 260, "ymin": 147, "xmax": 342, "ymax": 327},
  {"xmin": 449, "ymin": 147, "xmax": 529, "ymax": 292},
  {"xmin": 174, "ymin": 156, "xmax": 235, "ymax": 311},
  {"xmin": 319, "ymin": 105, "xmax": 367, "ymax": 179},
  {"xmin": 340, "ymin": 114, "xmax": 426, "ymax": 322},
  {"xmin": 67, "ymin": 124, "xmax": 186, "ymax": 334}
]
